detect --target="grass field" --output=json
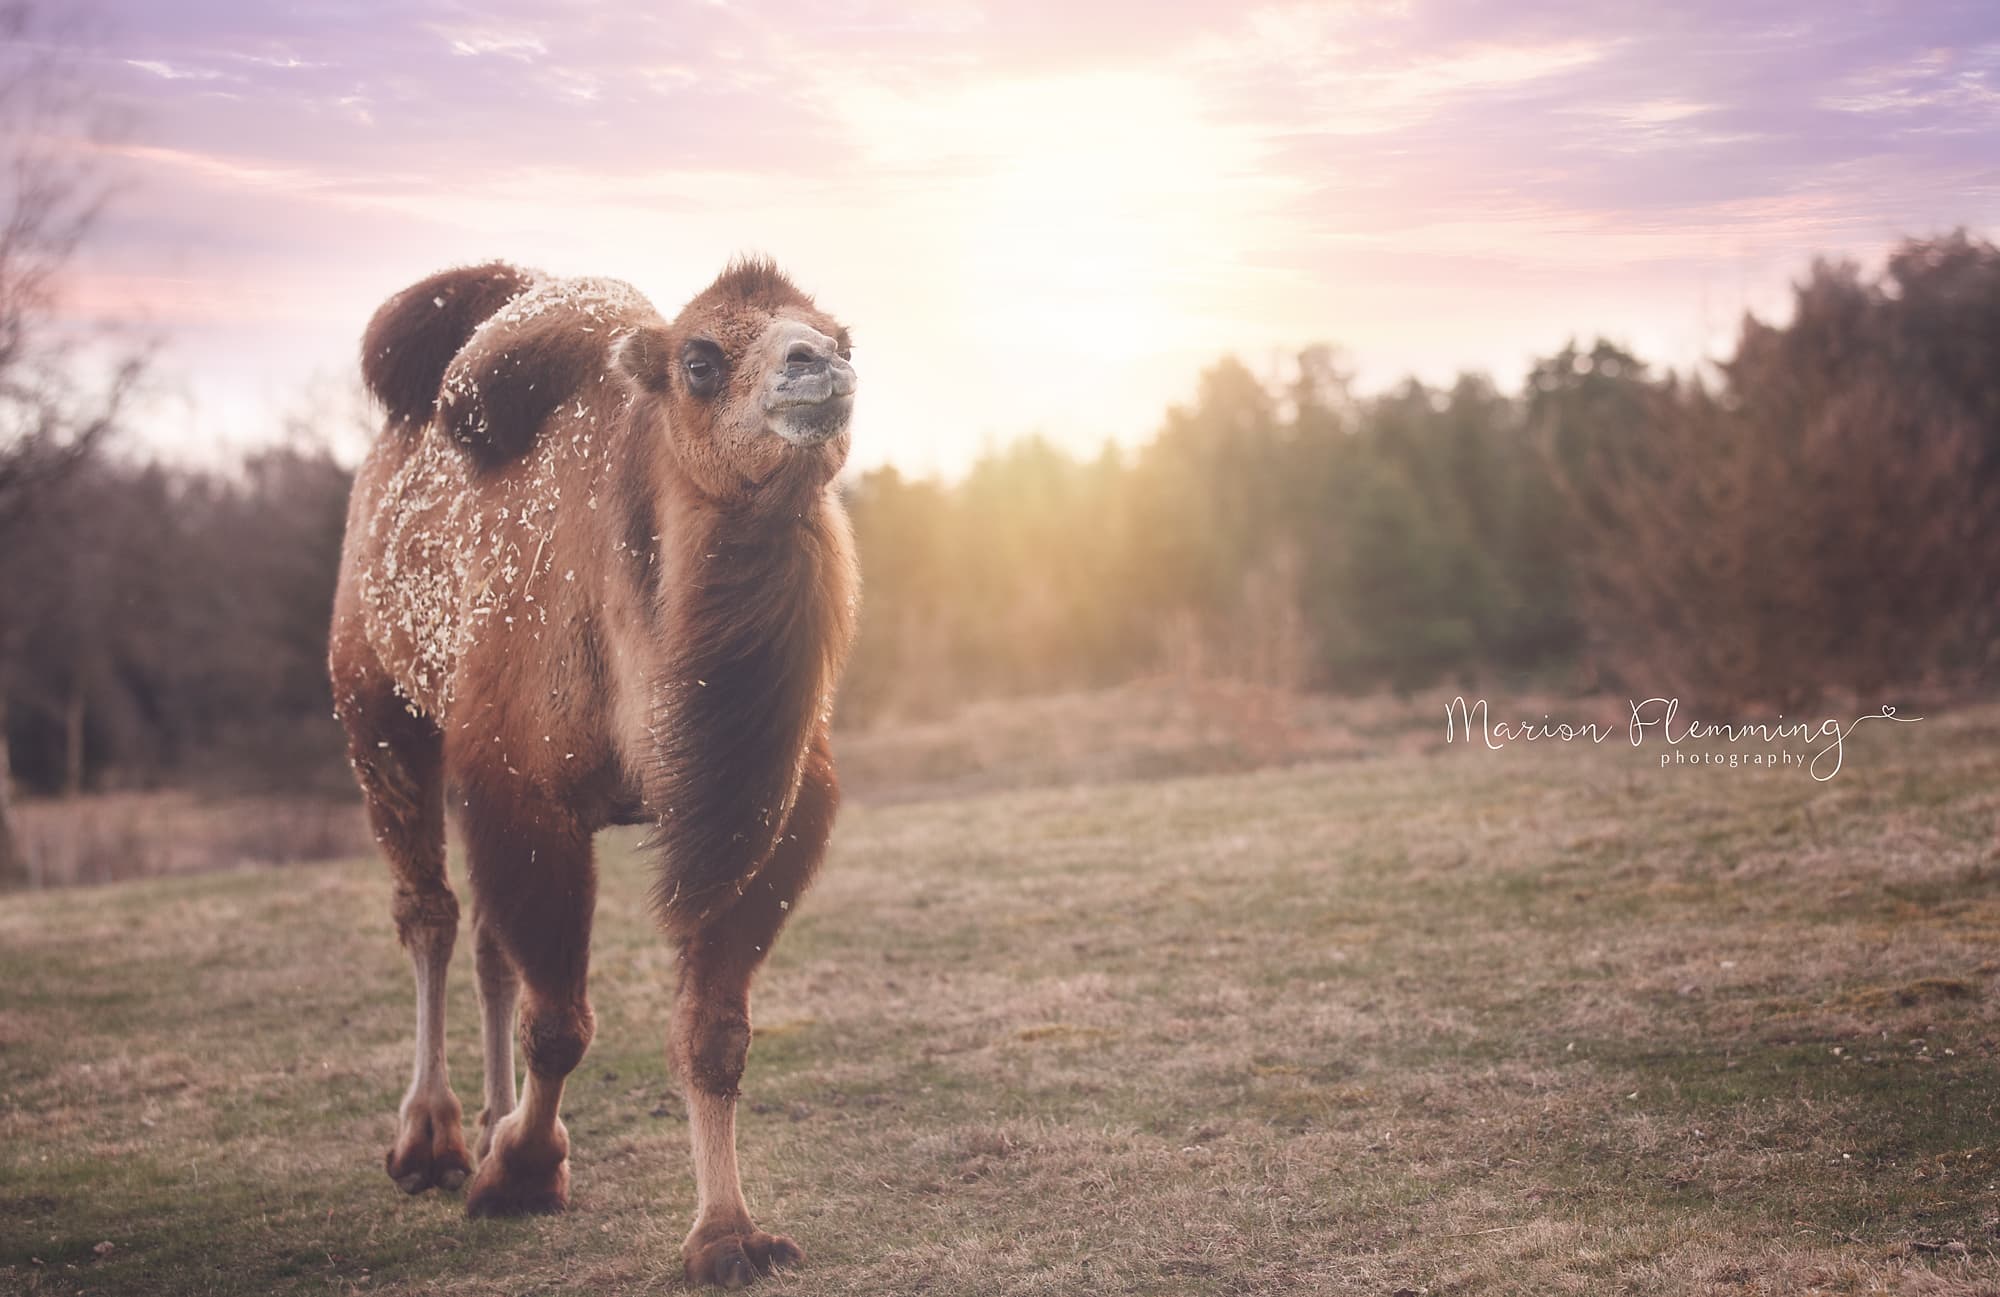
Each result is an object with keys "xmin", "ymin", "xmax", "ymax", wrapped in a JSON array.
[{"xmin": 3, "ymin": 695, "xmax": 1999, "ymax": 1295}]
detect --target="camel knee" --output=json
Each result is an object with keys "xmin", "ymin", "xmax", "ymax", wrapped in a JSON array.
[
  {"xmin": 392, "ymin": 886, "xmax": 459, "ymax": 950},
  {"xmin": 520, "ymin": 1000, "xmax": 593, "ymax": 1078},
  {"xmin": 677, "ymin": 1003, "xmax": 752, "ymax": 1098}
]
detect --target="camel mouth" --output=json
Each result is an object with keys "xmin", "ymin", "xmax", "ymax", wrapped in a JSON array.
[
  {"xmin": 759, "ymin": 323, "xmax": 856, "ymax": 448},
  {"xmin": 766, "ymin": 390, "xmax": 847, "ymax": 412},
  {"xmin": 768, "ymin": 393, "xmax": 852, "ymax": 447},
  {"xmin": 765, "ymin": 362, "xmax": 856, "ymax": 411}
]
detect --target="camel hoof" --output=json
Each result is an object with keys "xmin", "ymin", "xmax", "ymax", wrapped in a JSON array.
[
  {"xmin": 385, "ymin": 1096, "xmax": 473, "ymax": 1195},
  {"xmin": 464, "ymin": 1112, "xmax": 569, "ymax": 1217},
  {"xmin": 683, "ymin": 1229, "xmax": 803, "ymax": 1288}
]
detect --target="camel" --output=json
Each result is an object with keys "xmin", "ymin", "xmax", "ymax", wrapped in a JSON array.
[{"xmin": 328, "ymin": 257, "xmax": 858, "ymax": 1288}]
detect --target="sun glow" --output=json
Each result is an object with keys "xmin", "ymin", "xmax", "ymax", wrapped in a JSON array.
[
  {"xmin": 891, "ymin": 74, "xmax": 1263, "ymax": 356},
  {"xmin": 811, "ymin": 66, "xmax": 1299, "ymax": 467}
]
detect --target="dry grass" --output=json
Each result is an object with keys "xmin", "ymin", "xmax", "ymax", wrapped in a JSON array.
[
  {"xmin": 3, "ymin": 694, "xmax": 1999, "ymax": 1295},
  {"xmin": 10, "ymin": 792, "xmax": 372, "ymax": 888},
  {"xmin": 836, "ymin": 677, "xmax": 1577, "ymax": 803},
  {"xmin": 11, "ymin": 680, "xmax": 1547, "ymax": 890}
]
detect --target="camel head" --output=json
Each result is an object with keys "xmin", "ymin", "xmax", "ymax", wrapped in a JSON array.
[{"xmin": 617, "ymin": 258, "xmax": 855, "ymax": 504}]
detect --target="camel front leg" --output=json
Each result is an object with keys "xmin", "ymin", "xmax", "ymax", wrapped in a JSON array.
[
  {"xmin": 674, "ymin": 950, "xmax": 800, "ymax": 1288},
  {"xmin": 672, "ymin": 952, "xmax": 796, "ymax": 1288},
  {"xmin": 673, "ymin": 736, "xmax": 837, "ymax": 1288}
]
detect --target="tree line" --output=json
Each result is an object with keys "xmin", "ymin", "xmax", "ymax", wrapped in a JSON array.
[{"xmin": 845, "ymin": 231, "xmax": 1999, "ymax": 719}]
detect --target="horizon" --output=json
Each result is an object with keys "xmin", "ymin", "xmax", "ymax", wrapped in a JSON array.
[{"xmin": 40, "ymin": 0, "xmax": 2000, "ymax": 476}]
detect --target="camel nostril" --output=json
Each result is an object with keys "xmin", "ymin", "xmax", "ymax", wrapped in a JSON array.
[{"xmin": 785, "ymin": 343, "xmax": 821, "ymax": 367}]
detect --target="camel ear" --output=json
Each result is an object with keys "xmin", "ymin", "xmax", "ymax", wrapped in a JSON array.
[{"xmin": 617, "ymin": 326, "xmax": 674, "ymax": 394}]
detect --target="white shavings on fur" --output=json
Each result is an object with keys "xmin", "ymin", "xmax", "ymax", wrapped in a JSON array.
[
  {"xmin": 353, "ymin": 316, "xmax": 629, "ymax": 724},
  {"xmin": 479, "ymin": 275, "xmax": 651, "ymax": 335},
  {"xmin": 357, "ymin": 426, "xmax": 483, "ymax": 717}
]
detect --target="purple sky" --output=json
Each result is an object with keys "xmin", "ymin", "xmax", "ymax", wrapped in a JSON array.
[{"xmin": 54, "ymin": 0, "xmax": 2000, "ymax": 473}]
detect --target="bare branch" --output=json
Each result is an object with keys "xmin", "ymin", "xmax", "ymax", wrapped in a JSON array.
[{"xmin": 0, "ymin": 0, "xmax": 139, "ymax": 538}]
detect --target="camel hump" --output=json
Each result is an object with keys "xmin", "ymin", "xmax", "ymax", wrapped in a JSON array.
[
  {"xmin": 436, "ymin": 276, "xmax": 657, "ymax": 469},
  {"xmin": 360, "ymin": 262, "xmax": 537, "ymax": 428}
]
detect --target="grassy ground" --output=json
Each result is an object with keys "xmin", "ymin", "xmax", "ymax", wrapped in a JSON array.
[
  {"xmin": 3, "ymin": 697, "xmax": 1998, "ymax": 1295},
  {"xmin": 10, "ymin": 793, "xmax": 372, "ymax": 888}
]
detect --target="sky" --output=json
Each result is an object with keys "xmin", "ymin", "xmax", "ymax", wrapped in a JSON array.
[{"xmin": 36, "ymin": 0, "xmax": 2000, "ymax": 475}]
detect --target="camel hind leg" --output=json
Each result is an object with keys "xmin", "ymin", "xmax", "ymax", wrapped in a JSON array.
[
  {"xmin": 458, "ymin": 768, "xmax": 597, "ymax": 1218},
  {"xmin": 471, "ymin": 914, "xmax": 521, "ymax": 1160},
  {"xmin": 335, "ymin": 672, "xmax": 472, "ymax": 1195}
]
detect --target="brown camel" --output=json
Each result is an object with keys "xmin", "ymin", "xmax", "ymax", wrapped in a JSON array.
[{"xmin": 328, "ymin": 257, "xmax": 858, "ymax": 1287}]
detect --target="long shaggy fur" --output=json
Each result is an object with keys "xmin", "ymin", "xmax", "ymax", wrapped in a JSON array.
[{"xmin": 644, "ymin": 508, "xmax": 855, "ymax": 932}]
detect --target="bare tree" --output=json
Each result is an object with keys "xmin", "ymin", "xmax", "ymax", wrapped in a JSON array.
[{"xmin": 0, "ymin": 1, "xmax": 138, "ymax": 887}]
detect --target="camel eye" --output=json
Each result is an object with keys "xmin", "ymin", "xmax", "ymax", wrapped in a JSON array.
[{"xmin": 681, "ymin": 340, "xmax": 724, "ymax": 397}]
